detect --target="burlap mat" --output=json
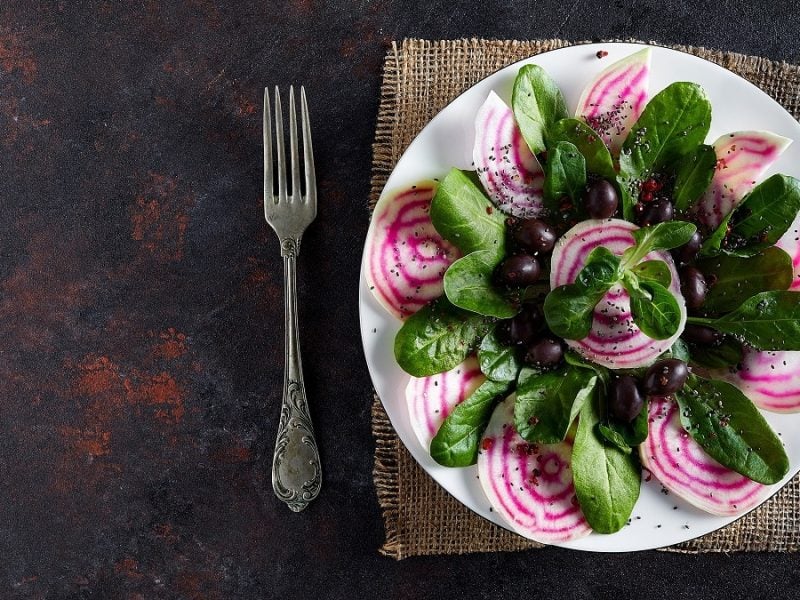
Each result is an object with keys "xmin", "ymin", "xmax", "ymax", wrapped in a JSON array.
[{"xmin": 369, "ymin": 38, "xmax": 800, "ymax": 559}]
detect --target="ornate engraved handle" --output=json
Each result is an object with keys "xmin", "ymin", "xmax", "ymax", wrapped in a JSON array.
[{"xmin": 272, "ymin": 238, "xmax": 321, "ymax": 512}]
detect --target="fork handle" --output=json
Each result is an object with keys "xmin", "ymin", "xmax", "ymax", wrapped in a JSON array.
[{"xmin": 272, "ymin": 238, "xmax": 322, "ymax": 512}]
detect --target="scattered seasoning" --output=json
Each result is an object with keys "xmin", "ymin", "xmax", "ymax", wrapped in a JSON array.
[{"xmin": 596, "ymin": 50, "xmax": 609, "ymax": 59}]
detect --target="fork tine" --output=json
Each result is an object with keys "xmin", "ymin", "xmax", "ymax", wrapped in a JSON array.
[
  {"xmin": 300, "ymin": 86, "xmax": 316, "ymax": 210},
  {"xmin": 288, "ymin": 86, "xmax": 302, "ymax": 201},
  {"xmin": 274, "ymin": 87, "xmax": 287, "ymax": 202},
  {"xmin": 263, "ymin": 88, "xmax": 273, "ymax": 211}
]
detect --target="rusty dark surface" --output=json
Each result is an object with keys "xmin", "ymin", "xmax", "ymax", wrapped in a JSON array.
[{"xmin": 1, "ymin": 2, "xmax": 799, "ymax": 598}]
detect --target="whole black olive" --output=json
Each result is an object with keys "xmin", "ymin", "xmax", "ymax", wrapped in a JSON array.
[
  {"xmin": 584, "ymin": 179, "xmax": 619, "ymax": 219},
  {"xmin": 672, "ymin": 230, "xmax": 703, "ymax": 266},
  {"xmin": 682, "ymin": 324, "xmax": 722, "ymax": 346},
  {"xmin": 498, "ymin": 254, "xmax": 541, "ymax": 286},
  {"xmin": 513, "ymin": 218, "xmax": 557, "ymax": 254},
  {"xmin": 507, "ymin": 304, "xmax": 545, "ymax": 346},
  {"xmin": 680, "ymin": 266, "xmax": 707, "ymax": 309},
  {"xmin": 524, "ymin": 337, "xmax": 564, "ymax": 368},
  {"xmin": 637, "ymin": 198, "xmax": 674, "ymax": 226},
  {"xmin": 609, "ymin": 375, "xmax": 644, "ymax": 422},
  {"xmin": 642, "ymin": 358, "xmax": 690, "ymax": 395}
]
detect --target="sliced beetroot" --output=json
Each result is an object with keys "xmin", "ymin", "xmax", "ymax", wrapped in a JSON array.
[
  {"xmin": 640, "ymin": 396, "xmax": 768, "ymax": 516},
  {"xmin": 727, "ymin": 347, "xmax": 800, "ymax": 413},
  {"xmin": 695, "ymin": 131, "xmax": 792, "ymax": 228},
  {"xmin": 776, "ymin": 213, "xmax": 800, "ymax": 291},
  {"xmin": 406, "ymin": 356, "xmax": 485, "ymax": 450},
  {"xmin": 473, "ymin": 90, "xmax": 545, "ymax": 218},
  {"xmin": 549, "ymin": 219, "xmax": 686, "ymax": 369},
  {"xmin": 365, "ymin": 182, "xmax": 461, "ymax": 319},
  {"xmin": 575, "ymin": 48, "xmax": 651, "ymax": 156},
  {"xmin": 478, "ymin": 397, "xmax": 592, "ymax": 543}
]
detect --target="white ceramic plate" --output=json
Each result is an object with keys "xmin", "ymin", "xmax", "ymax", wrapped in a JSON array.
[{"xmin": 359, "ymin": 42, "xmax": 800, "ymax": 551}]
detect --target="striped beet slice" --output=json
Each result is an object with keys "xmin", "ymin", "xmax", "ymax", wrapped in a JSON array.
[
  {"xmin": 727, "ymin": 347, "xmax": 800, "ymax": 413},
  {"xmin": 550, "ymin": 219, "xmax": 686, "ymax": 369},
  {"xmin": 478, "ymin": 397, "xmax": 592, "ymax": 543},
  {"xmin": 365, "ymin": 182, "xmax": 461, "ymax": 319},
  {"xmin": 776, "ymin": 213, "xmax": 800, "ymax": 291},
  {"xmin": 575, "ymin": 48, "xmax": 651, "ymax": 156},
  {"xmin": 640, "ymin": 396, "xmax": 769, "ymax": 516},
  {"xmin": 406, "ymin": 356, "xmax": 485, "ymax": 450},
  {"xmin": 473, "ymin": 90, "xmax": 545, "ymax": 218},
  {"xmin": 695, "ymin": 131, "xmax": 792, "ymax": 228}
]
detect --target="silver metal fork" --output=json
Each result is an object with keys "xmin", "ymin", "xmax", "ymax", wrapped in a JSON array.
[{"xmin": 263, "ymin": 86, "xmax": 321, "ymax": 512}]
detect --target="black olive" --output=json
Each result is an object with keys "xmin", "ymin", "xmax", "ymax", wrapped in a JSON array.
[
  {"xmin": 507, "ymin": 304, "xmax": 545, "ymax": 346},
  {"xmin": 637, "ymin": 198, "xmax": 674, "ymax": 226},
  {"xmin": 682, "ymin": 324, "xmax": 722, "ymax": 346},
  {"xmin": 498, "ymin": 254, "xmax": 541, "ymax": 286},
  {"xmin": 512, "ymin": 218, "xmax": 557, "ymax": 254},
  {"xmin": 584, "ymin": 179, "xmax": 619, "ymax": 219},
  {"xmin": 642, "ymin": 358, "xmax": 689, "ymax": 395},
  {"xmin": 609, "ymin": 375, "xmax": 644, "ymax": 423},
  {"xmin": 680, "ymin": 266, "xmax": 707, "ymax": 309},
  {"xmin": 672, "ymin": 230, "xmax": 703, "ymax": 266},
  {"xmin": 524, "ymin": 337, "xmax": 564, "ymax": 368}
]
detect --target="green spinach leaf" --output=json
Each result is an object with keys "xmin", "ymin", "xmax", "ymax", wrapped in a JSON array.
[
  {"xmin": 394, "ymin": 297, "xmax": 495, "ymax": 377},
  {"xmin": 543, "ymin": 141, "xmax": 587, "ymax": 208},
  {"xmin": 688, "ymin": 291, "xmax": 800, "ymax": 351},
  {"xmin": 673, "ymin": 144, "xmax": 716, "ymax": 212},
  {"xmin": 676, "ymin": 375, "xmax": 789, "ymax": 484},
  {"xmin": 623, "ymin": 221, "xmax": 697, "ymax": 266},
  {"xmin": 430, "ymin": 379, "xmax": 511, "ymax": 467},
  {"xmin": 549, "ymin": 118, "xmax": 616, "ymax": 180},
  {"xmin": 478, "ymin": 329, "xmax": 521, "ymax": 383},
  {"xmin": 443, "ymin": 250, "xmax": 519, "ymax": 318},
  {"xmin": 572, "ymin": 394, "xmax": 641, "ymax": 533},
  {"xmin": 631, "ymin": 259, "xmax": 672, "ymax": 287},
  {"xmin": 512, "ymin": 64, "xmax": 569, "ymax": 154},
  {"xmin": 514, "ymin": 366, "xmax": 597, "ymax": 444},
  {"xmin": 687, "ymin": 337, "xmax": 743, "ymax": 369},
  {"xmin": 430, "ymin": 168, "xmax": 506, "ymax": 258},
  {"xmin": 625, "ymin": 276, "xmax": 682, "ymax": 340},
  {"xmin": 696, "ymin": 247, "xmax": 793, "ymax": 313}
]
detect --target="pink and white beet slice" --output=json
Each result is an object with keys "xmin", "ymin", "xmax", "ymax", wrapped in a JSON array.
[
  {"xmin": 478, "ymin": 397, "xmax": 591, "ymax": 543},
  {"xmin": 473, "ymin": 90, "xmax": 545, "ymax": 218},
  {"xmin": 726, "ymin": 348, "xmax": 800, "ymax": 413},
  {"xmin": 575, "ymin": 47, "xmax": 651, "ymax": 156},
  {"xmin": 640, "ymin": 396, "xmax": 769, "ymax": 516},
  {"xmin": 695, "ymin": 131, "xmax": 792, "ymax": 229},
  {"xmin": 365, "ymin": 182, "xmax": 461, "ymax": 319},
  {"xmin": 549, "ymin": 218, "xmax": 686, "ymax": 369},
  {"xmin": 406, "ymin": 356, "xmax": 485, "ymax": 450}
]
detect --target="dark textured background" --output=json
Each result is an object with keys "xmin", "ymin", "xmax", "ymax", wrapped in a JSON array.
[{"xmin": 1, "ymin": 2, "xmax": 799, "ymax": 598}]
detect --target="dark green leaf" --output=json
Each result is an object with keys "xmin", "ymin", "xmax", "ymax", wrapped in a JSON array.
[
  {"xmin": 673, "ymin": 144, "xmax": 716, "ymax": 212},
  {"xmin": 564, "ymin": 350, "xmax": 611, "ymax": 385},
  {"xmin": 676, "ymin": 375, "xmax": 789, "ymax": 484},
  {"xmin": 543, "ymin": 141, "xmax": 587, "ymax": 208},
  {"xmin": 599, "ymin": 397, "xmax": 650, "ymax": 452},
  {"xmin": 430, "ymin": 379, "xmax": 511, "ymax": 467},
  {"xmin": 430, "ymin": 168, "xmax": 507, "ymax": 258},
  {"xmin": 696, "ymin": 247, "xmax": 793, "ymax": 313},
  {"xmin": 512, "ymin": 64, "xmax": 569, "ymax": 154},
  {"xmin": 687, "ymin": 337, "xmax": 743, "ymax": 369},
  {"xmin": 632, "ymin": 259, "xmax": 672, "ymax": 287},
  {"xmin": 669, "ymin": 338, "xmax": 692, "ymax": 363},
  {"xmin": 443, "ymin": 250, "xmax": 519, "ymax": 318},
  {"xmin": 626, "ymin": 277, "xmax": 681, "ymax": 340},
  {"xmin": 478, "ymin": 329, "xmax": 521, "ymax": 383},
  {"xmin": 514, "ymin": 366, "xmax": 597, "ymax": 444},
  {"xmin": 618, "ymin": 82, "xmax": 712, "ymax": 220},
  {"xmin": 596, "ymin": 424, "xmax": 633, "ymax": 454},
  {"xmin": 699, "ymin": 210, "xmax": 733, "ymax": 257},
  {"xmin": 572, "ymin": 394, "xmax": 641, "ymax": 533},
  {"xmin": 688, "ymin": 291, "xmax": 800, "ymax": 351},
  {"xmin": 549, "ymin": 118, "xmax": 616, "ymax": 180},
  {"xmin": 575, "ymin": 247, "xmax": 622, "ymax": 288},
  {"xmin": 625, "ymin": 221, "xmax": 697, "ymax": 266},
  {"xmin": 394, "ymin": 297, "xmax": 495, "ymax": 377}
]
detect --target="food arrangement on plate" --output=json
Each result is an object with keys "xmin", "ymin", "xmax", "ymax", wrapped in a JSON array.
[{"xmin": 364, "ymin": 46, "xmax": 800, "ymax": 544}]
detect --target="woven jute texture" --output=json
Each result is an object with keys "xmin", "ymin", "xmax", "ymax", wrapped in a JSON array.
[{"xmin": 370, "ymin": 38, "xmax": 800, "ymax": 560}]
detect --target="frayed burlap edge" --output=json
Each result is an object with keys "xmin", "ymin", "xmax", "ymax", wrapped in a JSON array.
[{"xmin": 370, "ymin": 38, "xmax": 800, "ymax": 560}]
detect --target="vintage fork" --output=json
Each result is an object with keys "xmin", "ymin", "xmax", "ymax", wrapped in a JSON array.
[{"xmin": 263, "ymin": 86, "xmax": 321, "ymax": 512}]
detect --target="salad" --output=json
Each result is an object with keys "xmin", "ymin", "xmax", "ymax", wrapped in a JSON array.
[{"xmin": 364, "ymin": 47, "xmax": 800, "ymax": 543}]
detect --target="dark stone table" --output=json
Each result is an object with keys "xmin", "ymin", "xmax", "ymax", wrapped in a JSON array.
[{"xmin": 1, "ymin": 2, "xmax": 799, "ymax": 598}]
